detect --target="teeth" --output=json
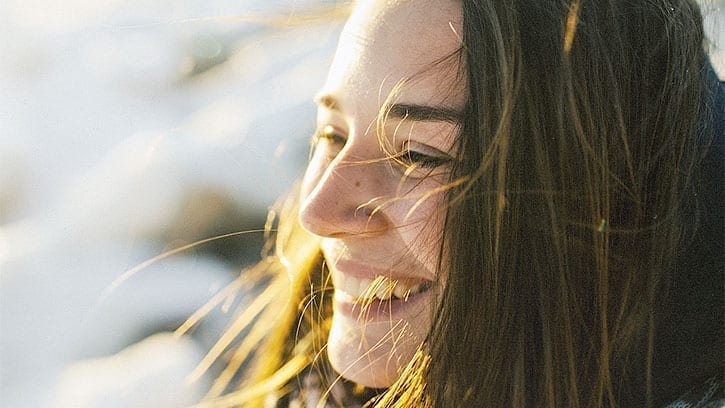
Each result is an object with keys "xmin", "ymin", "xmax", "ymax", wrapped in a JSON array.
[
  {"xmin": 374, "ymin": 276, "xmax": 394, "ymax": 300},
  {"xmin": 393, "ymin": 284, "xmax": 410, "ymax": 300},
  {"xmin": 358, "ymin": 278, "xmax": 375, "ymax": 299},
  {"xmin": 335, "ymin": 274, "xmax": 428, "ymax": 301}
]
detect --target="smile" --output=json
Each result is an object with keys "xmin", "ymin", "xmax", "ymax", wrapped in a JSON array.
[{"xmin": 334, "ymin": 273, "xmax": 432, "ymax": 302}]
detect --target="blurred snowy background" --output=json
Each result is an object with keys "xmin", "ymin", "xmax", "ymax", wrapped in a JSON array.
[
  {"xmin": 0, "ymin": 0, "xmax": 347, "ymax": 406},
  {"xmin": 0, "ymin": 0, "xmax": 721, "ymax": 407}
]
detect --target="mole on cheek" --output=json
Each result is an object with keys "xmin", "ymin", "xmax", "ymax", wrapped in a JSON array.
[{"xmin": 355, "ymin": 181, "xmax": 361, "ymax": 187}]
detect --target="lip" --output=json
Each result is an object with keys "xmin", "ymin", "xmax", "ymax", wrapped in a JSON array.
[
  {"xmin": 325, "ymin": 258, "xmax": 435, "ymax": 321},
  {"xmin": 332, "ymin": 285, "xmax": 433, "ymax": 320},
  {"xmin": 321, "ymin": 239, "xmax": 437, "ymax": 321},
  {"xmin": 328, "ymin": 258, "xmax": 431, "ymax": 282}
]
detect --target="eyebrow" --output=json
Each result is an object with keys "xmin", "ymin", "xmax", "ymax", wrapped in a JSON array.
[
  {"xmin": 314, "ymin": 93, "xmax": 340, "ymax": 111},
  {"xmin": 314, "ymin": 93, "xmax": 462, "ymax": 124},
  {"xmin": 387, "ymin": 103, "xmax": 461, "ymax": 124}
]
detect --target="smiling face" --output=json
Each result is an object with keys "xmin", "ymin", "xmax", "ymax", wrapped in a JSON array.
[{"xmin": 298, "ymin": 0, "xmax": 465, "ymax": 388}]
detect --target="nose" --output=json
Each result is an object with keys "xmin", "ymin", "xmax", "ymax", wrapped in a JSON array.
[{"xmin": 299, "ymin": 149, "xmax": 391, "ymax": 238}]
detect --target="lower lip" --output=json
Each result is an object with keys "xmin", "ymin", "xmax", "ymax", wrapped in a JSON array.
[{"xmin": 332, "ymin": 289, "xmax": 431, "ymax": 321}]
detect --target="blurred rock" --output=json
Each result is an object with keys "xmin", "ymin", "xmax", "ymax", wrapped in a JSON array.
[{"xmin": 162, "ymin": 187, "xmax": 269, "ymax": 267}]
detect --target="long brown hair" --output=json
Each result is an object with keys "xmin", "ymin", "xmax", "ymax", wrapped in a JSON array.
[
  {"xmin": 193, "ymin": 0, "xmax": 722, "ymax": 406},
  {"xmin": 417, "ymin": 0, "xmax": 719, "ymax": 406}
]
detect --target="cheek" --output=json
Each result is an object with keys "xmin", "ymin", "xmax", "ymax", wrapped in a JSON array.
[{"xmin": 399, "ymin": 193, "xmax": 447, "ymax": 271}]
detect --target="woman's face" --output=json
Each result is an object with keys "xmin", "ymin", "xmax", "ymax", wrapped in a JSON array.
[{"xmin": 299, "ymin": 0, "xmax": 464, "ymax": 388}]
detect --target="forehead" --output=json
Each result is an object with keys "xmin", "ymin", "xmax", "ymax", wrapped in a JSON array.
[{"xmin": 323, "ymin": 0, "xmax": 464, "ymax": 110}]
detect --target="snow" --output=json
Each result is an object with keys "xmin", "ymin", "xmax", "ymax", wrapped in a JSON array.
[{"xmin": 0, "ymin": 1, "xmax": 344, "ymax": 406}]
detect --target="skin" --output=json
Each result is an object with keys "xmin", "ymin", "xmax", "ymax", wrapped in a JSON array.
[{"xmin": 298, "ymin": 0, "xmax": 465, "ymax": 388}]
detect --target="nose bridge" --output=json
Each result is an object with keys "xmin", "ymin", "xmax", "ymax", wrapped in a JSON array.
[{"xmin": 300, "ymin": 141, "xmax": 390, "ymax": 237}]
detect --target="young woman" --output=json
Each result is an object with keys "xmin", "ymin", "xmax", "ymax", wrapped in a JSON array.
[{"xmin": 195, "ymin": 0, "xmax": 724, "ymax": 406}]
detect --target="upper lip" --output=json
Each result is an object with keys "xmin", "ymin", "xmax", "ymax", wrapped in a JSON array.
[{"xmin": 322, "ymin": 241, "xmax": 435, "ymax": 283}]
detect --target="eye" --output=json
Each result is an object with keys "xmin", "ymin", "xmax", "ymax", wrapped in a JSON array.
[
  {"xmin": 310, "ymin": 125, "xmax": 346, "ymax": 159},
  {"xmin": 395, "ymin": 142, "xmax": 452, "ymax": 173},
  {"xmin": 400, "ymin": 149, "xmax": 450, "ymax": 169},
  {"xmin": 313, "ymin": 125, "xmax": 346, "ymax": 146}
]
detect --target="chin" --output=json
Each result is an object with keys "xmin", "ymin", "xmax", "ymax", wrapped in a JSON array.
[{"xmin": 326, "ymin": 307, "xmax": 428, "ymax": 389}]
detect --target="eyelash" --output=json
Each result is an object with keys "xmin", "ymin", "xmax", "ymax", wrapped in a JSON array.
[
  {"xmin": 312, "ymin": 125, "xmax": 450, "ymax": 170},
  {"xmin": 313, "ymin": 125, "xmax": 346, "ymax": 146},
  {"xmin": 397, "ymin": 149, "xmax": 450, "ymax": 169}
]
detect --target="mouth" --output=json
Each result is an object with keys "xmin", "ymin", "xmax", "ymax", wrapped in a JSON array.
[{"xmin": 334, "ymin": 273, "xmax": 433, "ymax": 303}]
